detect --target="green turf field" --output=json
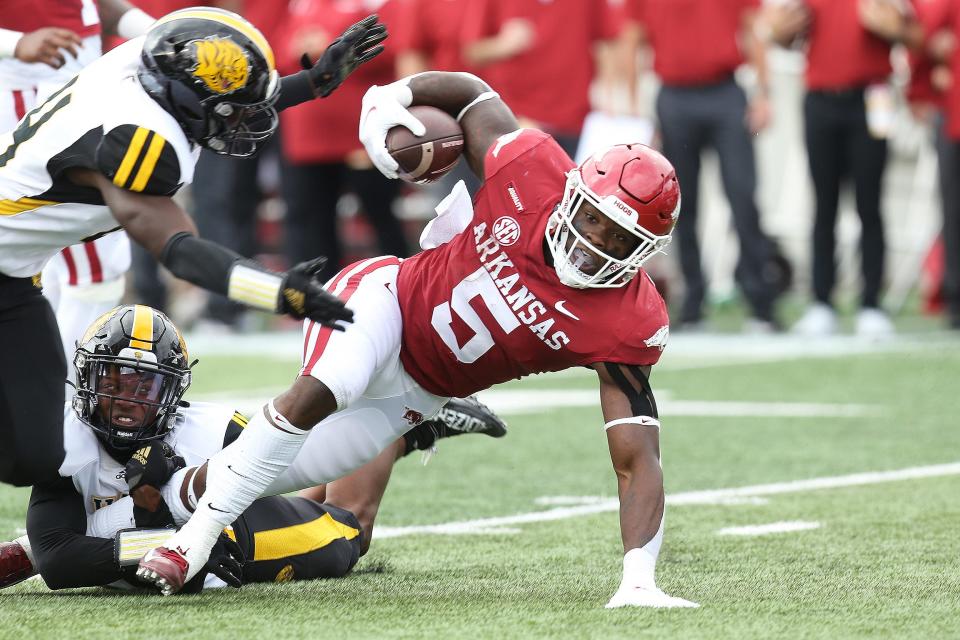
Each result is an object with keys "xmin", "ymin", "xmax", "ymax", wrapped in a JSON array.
[{"xmin": 2, "ymin": 333, "xmax": 959, "ymax": 639}]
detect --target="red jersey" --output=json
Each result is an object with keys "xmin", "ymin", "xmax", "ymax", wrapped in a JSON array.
[
  {"xmin": 804, "ymin": 0, "xmax": 893, "ymax": 90},
  {"xmin": 395, "ymin": 0, "xmax": 473, "ymax": 72},
  {"xmin": 396, "ymin": 129, "xmax": 670, "ymax": 398},
  {"xmin": 461, "ymin": 0, "xmax": 622, "ymax": 136},
  {"xmin": 279, "ymin": 0, "xmax": 401, "ymax": 163},
  {"xmin": 0, "ymin": 0, "xmax": 100, "ymax": 38},
  {"xmin": 907, "ymin": 0, "xmax": 951, "ymax": 108},
  {"xmin": 627, "ymin": 0, "xmax": 758, "ymax": 86}
]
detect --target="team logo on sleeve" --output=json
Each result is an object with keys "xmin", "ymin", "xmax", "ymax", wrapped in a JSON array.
[
  {"xmin": 191, "ymin": 37, "xmax": 250, "ymax": 94},
  {"xmin": 493, "ymin": 216, "xmax": 520, "ymax": 246}
]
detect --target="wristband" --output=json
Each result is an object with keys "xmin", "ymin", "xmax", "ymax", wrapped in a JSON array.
[
  {"xmin": 0, "ymin": 28, "xmax": 23, "ymax": 58},
  {"xmin": 114, "ymin": 527, "xmax": 175, "ymax": 566},
  {"xmin": 117, "ymin": 8, "xmax": 155, "ymax": 39},
  {"xmin": 227, "ymin": 261, "xmax": 283, "ymax": 312}
]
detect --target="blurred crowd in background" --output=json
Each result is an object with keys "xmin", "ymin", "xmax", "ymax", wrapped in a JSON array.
[{"xmin": 48, "ymin": 0, "xmax": 960, "ymax": 335}]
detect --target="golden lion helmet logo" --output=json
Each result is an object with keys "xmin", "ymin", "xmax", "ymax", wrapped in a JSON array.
[{"xmin": 190, "ymin": 37, "xmax": 250, "ymax": 95}]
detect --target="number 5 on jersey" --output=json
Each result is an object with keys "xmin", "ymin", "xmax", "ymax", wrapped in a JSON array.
[{"xmin": 431, "ymin": 267, "xmax": 521, "ymax": 364}]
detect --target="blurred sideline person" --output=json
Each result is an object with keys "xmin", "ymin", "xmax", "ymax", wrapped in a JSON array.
[
  {"xmin": 912, "ymin": 0, "xmax": 960, "ymax": 329},
  {"xmin": 0, "ymin": 0, "xmax": 158, "ymax": 377},
  {"xmin": 623, "ymin": 0, "xmax": 783, "ymax": 332},
  {"xmin": 460, "ymin": 0, "xmax": 623, "ymax": 157},
  {"xmin": 0, "ymin": 305, "xmax": 505, "ymax": 592},
  {"xmin": 139, "ymin": 72, "xmax": 699, "ymax": 610},
  {"xmin": 278, "ymin": 0, "xmax": 409, "ymax": 285},
  {"xmin": 766, "ymin": 0, "xmax": 920, "ymax": 337},
  {"xmin": 0, "ymin": 8, "xmax": 386, "ymax": 486},
  {"xmin": 394, "ymin": 0, "xmax": 482, "ymax": 195}
]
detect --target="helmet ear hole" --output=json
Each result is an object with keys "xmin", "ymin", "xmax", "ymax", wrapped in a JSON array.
[{"xmin": 167, "ymin": 81, "xmax": 207, "ymax": 138}]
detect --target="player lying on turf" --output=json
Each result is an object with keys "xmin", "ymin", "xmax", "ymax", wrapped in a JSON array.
[
  {"xmin": 137, "ymin": 71, "xmax": 695, "ymax": 608},
  {"xmin": 0, "ymin": 305, "xmax": 505, "ymax": 592}
]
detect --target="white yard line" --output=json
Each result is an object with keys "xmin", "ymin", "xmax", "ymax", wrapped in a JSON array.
[
  {"xmin": 374, "ymin": 462, "xmax": 960, "ymax": 539},
  {"xmin": 183, "ymin": 331, "xmax": 954, "ymax": 366},
  {"xmin": 190, "ymin": 387, "xmax": 878, "ymax": 418},
  {"xmin": 717, "ymin": 521, "xmax": 821, "ymax": 536}
]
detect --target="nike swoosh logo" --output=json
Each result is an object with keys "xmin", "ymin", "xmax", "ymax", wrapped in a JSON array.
[
  {"xmin": 554, "ymin": 300, "xmax": 580, "ymax": 320},
  {"xmin": 227, "ymin": 464, "xmax": 253, "ymax": 481},
  {"xmin": 207, "ymin": 503, "xmax": 231, "ymax": 514}
]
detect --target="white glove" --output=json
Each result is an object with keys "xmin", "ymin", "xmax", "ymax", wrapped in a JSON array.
[
  {"xmin": 605, "ymin": 585, "xmax": 700, "ymax": 609},
  {"xmin": 358, "ymin": 81, "xmax": 426, "ymax": 179},
  {"xmin": 605, "ymin": 547, "xmax": 699, "ymax": 609}
]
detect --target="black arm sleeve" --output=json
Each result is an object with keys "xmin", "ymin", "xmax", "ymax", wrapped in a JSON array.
[
  {"xmin": 26, "ymin": 478, "xmax": 130, "ymax": 589},
  {"xmin": 276, "ymin": 71, "xmax": 317, "ymax": 113},
  {"xmin": 159, "ymin": 231, "xmax": 242, "ymax": 297}
]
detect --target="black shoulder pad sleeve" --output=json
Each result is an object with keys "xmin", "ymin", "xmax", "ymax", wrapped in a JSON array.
[{"xmin": 96, "ymin": 124, "xmax": 182, "ymax": 196}]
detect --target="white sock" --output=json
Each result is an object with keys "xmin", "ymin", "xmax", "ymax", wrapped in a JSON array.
[
  {"xmin": 622, "ymin": 513, "xmax": 664, "ymax": 591},
  {"xmin": 164, "ymin": 402, "xmax": 309, "ymax": 575}
]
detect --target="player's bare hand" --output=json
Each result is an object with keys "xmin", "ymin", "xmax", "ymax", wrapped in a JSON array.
[
  {"xmin": 747, "ymin": 93, "xmax": 772, "ymax": 134},
  {"xmin": 14, "ymin": 27, "xmax": 82, "ymax": 68},
  {"xmin": 302, "ymin": 14, "xmax": 387, "ymax": 98},
  {"xmin": 762, "ymin": 2, "xmax": 811, "ymax": 47},
  {"xmin": 279, "ymin": 256, "xmax": 355, "ymax": 330},
  {"xmin": 498, "ymin": 18, "xmax": 535, "ymax": 58},
  {"xmin": 858, "ymin": 0, "xmax": 907, "ymax": 42}
]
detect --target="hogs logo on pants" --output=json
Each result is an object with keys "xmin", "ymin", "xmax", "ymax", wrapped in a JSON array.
[{"xmin": 402, "ymin": 407, "xmax": 425, "ymax": 426}]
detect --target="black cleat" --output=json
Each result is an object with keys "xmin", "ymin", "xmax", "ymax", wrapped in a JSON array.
[{"xmin": 403, "ymin": 395, "xmax": 506, "ymax": 457}]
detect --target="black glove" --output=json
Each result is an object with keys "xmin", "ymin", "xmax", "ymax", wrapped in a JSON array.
[
  {"xmin": 180, "ymin": 532, "xmax": 245, "ymax": 593},
  {"xmin": 301, "ymin": 14, "xmax": 387, "ymax": 98},
  {"xmin": 125, "ymin": 443, "xmax": 185, "ymax": 493},
  {"xmin": 279, "ymin": 256, "xmax": 354, "ymax": 330}
]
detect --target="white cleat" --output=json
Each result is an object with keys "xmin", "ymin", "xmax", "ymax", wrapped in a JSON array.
[
  {"xmin": 605, "ymin": 586, "xmax": 700, "ymax": 609},
  {"xmin": 792, "ymin": 303, "xmax": 838, "ymax": 337},
  {"xmin": 136, "ymin": 546, "xmax": 190, "ymax": 596},
  {"xmin": 855, "ymin": 307, "xmax": 894, "ymax": 339}
]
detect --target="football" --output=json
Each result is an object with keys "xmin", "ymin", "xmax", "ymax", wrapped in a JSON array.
[{"xmin": 386, "ymin": 105, "xmax": 464, "ymax": 184}]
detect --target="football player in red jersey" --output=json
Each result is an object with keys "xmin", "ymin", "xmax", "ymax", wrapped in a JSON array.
[{"xmin": 139, "ymin": 71, "xmax": 697, "ymax": 608}]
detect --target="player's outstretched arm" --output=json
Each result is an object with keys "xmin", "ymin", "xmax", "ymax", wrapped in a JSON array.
[
  {"xmin": 25, "ymin": 479, "xmax": 132, "ymax": 589},
  {"xmin": 595, "ymin": 363, "xmax": 699, "ymax": 609},
  {"xmin": 69, "ymin": 168, "xmax": 353, "ymax": 330},
  {"xmin": 275, "ymin": 15, "xmax": 387, "ymax": 111},
  {"xmin": 359, "ymin": 71, "xmax": 519, "ymax": 181}
]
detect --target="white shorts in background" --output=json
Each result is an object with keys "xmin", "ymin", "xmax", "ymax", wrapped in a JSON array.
[{"xmin": 266, "ymin": 256, "xmax": 449, "ymax": 493}]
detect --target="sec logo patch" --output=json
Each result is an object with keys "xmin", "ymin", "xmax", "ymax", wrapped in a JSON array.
[{"xmin": 493, "ymin": 216, "xmax": 520, "ymax": 246}]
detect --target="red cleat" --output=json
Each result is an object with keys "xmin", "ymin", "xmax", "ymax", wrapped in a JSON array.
[
  {"xmin": 137, "ymin": 546, "xmax": 190, "ymax": 596},
  {"xmin": 0, "ymin": 540, "xmax": 36, "ymax": 589}
]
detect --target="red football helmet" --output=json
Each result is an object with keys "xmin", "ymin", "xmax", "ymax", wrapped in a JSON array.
[{"xmin": 546, "ymin": 144, "xmax": 680, "ymax": 288}]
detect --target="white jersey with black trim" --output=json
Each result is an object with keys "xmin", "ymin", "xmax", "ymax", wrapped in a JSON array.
[
  {"xmin": 0, "ymin": 37, "xmax": 198, "ymax": 278},
  {"xmin": 59, "ymin": 401, "xmax": 234, "ymax": 517}
]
